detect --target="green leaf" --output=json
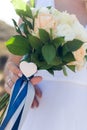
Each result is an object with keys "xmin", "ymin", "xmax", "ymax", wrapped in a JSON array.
[
  {"xmin": 62, "ymin": 66, "xmax": 68, "ymax": 76},
  {"xmin": 29, "ymin": 35, "xmax": 42, "ymax": 49},
  {"xmin": 67, "ymin": 65, "xmax": 75, "ymax": 72},
  {"xmin": 21, "ymin": 54, "xmax": 31, "ymax": 62},
  {"xmin": 15, "ymin": 9, "xmax": 26, "ymax": 17},
  {"xmin": 19, "ymin": 23, "xmax": 26, "ymax": 33},
  {"xmin": 0, "ymin": 103, "xmax": 8, "ymax": 124},
  {"xmin": 47, "ymin": 6, "xmax": 52, "ymax": 9},
  {"xmin": 19, "ymin": 22, "xmax": 30, "ymax": 36},
  {"xmin": 85, "ymin": 55, "xmax": 87, "ymax": 61},
  {"xmin": 6, "ymin": 35, "xmax": 31, "ymax": 55},
  {"xmin": 19, "ymin": 22, "xmax": 24, "ymax": 30},
  {"xmin": 25, "ymin": 20, "xmax": 33, "ymax": 29},
  {"xmin": 62, "ymin": 39, "xmax": 83, "ymax": 55},
  {"xmin": 31, "ymin": 54, "xmax": 52, "ymax": 69},
  {"xmin": 62, "ymin": 52, "xmax": 75, "ymax": 63},
  {"xmin": 34, "ymin": 10, "xmax": 39, "ymax": 18},
  {"xmin": 42, "ymin": 44, "xmax": 56, "ymax": 64},
  {"xmin": 53, "ymin": 66, "xmax": 62, "ymax": 71},
  {"xmin": 47, "ymin": 69, "xmax": 54, "ymax": 75},
  {"xmin": 29, "ymin": 0, "xmax": 35, "ymax": 7},
  {"xmin": 57, "ymin": 46, "xmax": 63, "ymax": 57},
  {"xmin": 26, "ymin": 4, "xmax": 33, "ymax": 18},
  {"xmin": 39, "ymin": 29, "xmax": 50, "ymax": 43},
  {"xmin": 53, "ymin": 37, "xmax": 64, "ymax": 49},
  {"xmin": 49, "ymin": 29, "xmax": 53, "ymax": 41},
  {"xmin": 50, "ymin": 56, "xmax": 62, "ymax": 66},
  {"xmin": 11, "ymin": 0, "xmax": 33, "ymax": 18},
  {"xmin": 39, "ymin": 62, "xmax": 52, "ymax": 69},
  {"xmin": 12, "ymin": 19, "xmax": 22, "ymax": 35},
  {"xmin": 31, "ymin": 53, "xmax": 41, "ymax": 67},
  {"xmin": 11, "ymin": 0, "xmax": 27, "ymax": 13}
]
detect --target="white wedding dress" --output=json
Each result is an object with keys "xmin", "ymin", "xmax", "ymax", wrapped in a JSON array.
[{"xmin": 21, "ymin": 0, "xmax": 87, "ymax": 130}]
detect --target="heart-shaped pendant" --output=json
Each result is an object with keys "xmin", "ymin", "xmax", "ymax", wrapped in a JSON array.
[{"xmin": 19, "ymin": 61, "xmax": 37, "ymax": 78}]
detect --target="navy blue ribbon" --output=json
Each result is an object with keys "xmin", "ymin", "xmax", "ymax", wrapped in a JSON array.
[{"xmin": 0, "ymin": 75, "xmax": 32, "ymax": 130}]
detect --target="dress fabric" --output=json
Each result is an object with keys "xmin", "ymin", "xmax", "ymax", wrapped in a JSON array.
[{"xmin": 21, "ymin": 0, "xmax": 87, "ymax": 130}]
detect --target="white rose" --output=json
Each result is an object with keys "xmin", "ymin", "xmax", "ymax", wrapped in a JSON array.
[
  {"xmin": 56, "ymin": 24, "xmax": 75, "ymax": 41},
  {"xmin": 55, "ymin": 11, "xmax": 78, "ymax": 25},
  {"xmin": 72, "ymin": 21, "xmax": 87, "ymax": 42},
  {"xmin": 38, "ymin": 7, "xmax": 50, "ymax": 14},
  {"xmin": 50, "ymin": 7, "xmax": 60, "ymax": 16}
]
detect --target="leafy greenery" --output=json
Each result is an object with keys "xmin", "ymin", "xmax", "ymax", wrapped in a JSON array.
[{"xmin": 0, "ymin": 93, "xmax": 9, "ymax": 124}]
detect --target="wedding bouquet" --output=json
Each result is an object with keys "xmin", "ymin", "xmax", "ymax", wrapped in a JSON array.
[
  {"xmin": 6, "ymin": 1, "xmax": 87, "ymax": 73},
  {"xmin": 0, "ymin": 0, "xmax": 87, "ymax": 128}
]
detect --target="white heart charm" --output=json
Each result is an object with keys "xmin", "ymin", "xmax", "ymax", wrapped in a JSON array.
[{"xmin": 19, "ymin": 61, "xmax": 37, "ymax": 78}]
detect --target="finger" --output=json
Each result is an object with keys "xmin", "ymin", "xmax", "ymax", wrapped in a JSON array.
[
  {"xmin": 7, "ymin": 80, "xmax": 13, "ymax": 89},
  {"xmin": 7, "ymin": 62, "xmax": 22, "ymax": 77},
  {"xmin": 4, "ymin": 84, "xmax": 11, "ymax": 94},
  {"xmin": 31, "ymin": 96, "xmax": 39, "ymax": 108},
  {"xmin": 34, "ymin": 85, "xmax": 42, "ymax": 98},
  {"xmin": 9, "ymin": 71, "xmax": 19, "ymax": 83},
  {"xmin": 5, "ymin": 76, "xmax": 14, "ymax": 89},
  {"xmin": 30, "ymin": 76, "xmax": 42, "ymax": 85}
]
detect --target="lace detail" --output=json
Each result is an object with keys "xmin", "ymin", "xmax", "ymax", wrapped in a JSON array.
[{"xmin": 36, "ymin": 0, "xmax": 55, "ymax": 8}]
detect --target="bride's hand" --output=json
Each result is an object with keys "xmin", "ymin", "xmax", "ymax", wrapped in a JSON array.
[
  {"xmin": 30, "ymin": 77, "xmax": 42, "ymax": 108},
  {"xmin": 4, "ymin": 61, "xmax": 42, "ymax": 108}
]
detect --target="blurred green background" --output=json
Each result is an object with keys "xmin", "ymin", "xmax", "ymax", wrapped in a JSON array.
[{"xmin": 0, "ymin": 20, "xmax": 17, "ymax": 97}]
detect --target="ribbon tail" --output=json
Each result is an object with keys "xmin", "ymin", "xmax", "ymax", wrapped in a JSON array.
[
  {"xmin": 5, "ymin": 98, "xmax": 25, "ymax": 130},
  {"xmin": 12, "ymin": 106, "xmax": 24, "ymax": 130},
  {"xmin": 5, "ymin": 82, "xmax": 35, "ymax": 130},
  {"xmin": 18, "ymin": 82, "xmax": 35, "ymax": 130},
  {"xmin": 1, "ymin": 76, "xmax": 24, "ymax": 126}
]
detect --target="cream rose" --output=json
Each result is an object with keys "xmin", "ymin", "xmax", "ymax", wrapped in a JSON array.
[
  {"xmin": 34, "ymin": 13, "xmax": 58, "ymax": 35},
  {"xmin": 68, "ymin": 45, "xmax": 86, "ymax": 70}
]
